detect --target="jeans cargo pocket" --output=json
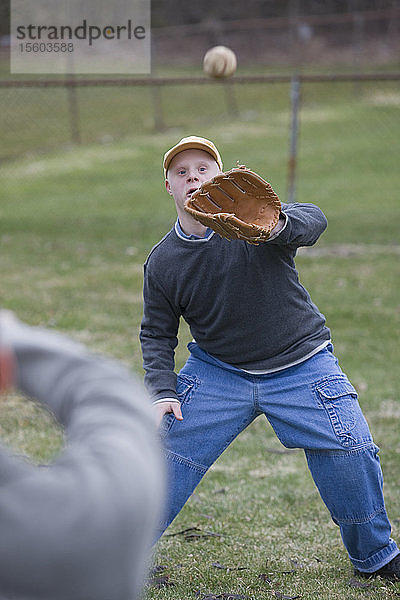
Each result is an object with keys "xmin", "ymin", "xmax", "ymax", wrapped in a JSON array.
[
  {"xmin": 176, "ymin": 374, "xmax": 198, "ymax": 405},
  {"xmin": 159, "ymin": 374, "xmax": 198, "ymax": 438},
  {"xmin": 313, "ymin": 375, "xmax": 372, "ymax": 448}
]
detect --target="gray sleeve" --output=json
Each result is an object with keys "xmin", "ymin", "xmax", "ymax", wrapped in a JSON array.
[
  {"xmin": 269, "ymin": 202, "xmax": 328, "ymax": 248},
  {"xmin": 140, "ymin": 263, "xmax": 180, "ymax": 401},
  {"xmin": 0, "ymin": 312, "xmax": 163, "ymax": 600}
]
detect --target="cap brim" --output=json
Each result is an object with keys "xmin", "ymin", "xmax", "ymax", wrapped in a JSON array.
[{"xmin": 163, "ymin": 140, "xmax": 223, "ymax": 176}]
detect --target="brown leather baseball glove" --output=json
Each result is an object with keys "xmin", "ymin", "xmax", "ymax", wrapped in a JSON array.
[{"xmin": 184, "ymin": 166, "xmax": 281, "ymax": 244}]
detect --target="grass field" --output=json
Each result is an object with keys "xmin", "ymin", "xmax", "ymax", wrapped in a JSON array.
[{"xmin": 0, "ymin": 75, "xmax": 400, "ymax": 599}]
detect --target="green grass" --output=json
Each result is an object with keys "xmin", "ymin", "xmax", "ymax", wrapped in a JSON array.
[{"xmin": 0, "ymin": 76, "xmax": 399, "ymax": 599}]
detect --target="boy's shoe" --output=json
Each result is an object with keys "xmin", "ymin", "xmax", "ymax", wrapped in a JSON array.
[{"xmin": 354, "ymin": 553, "xmax": 400, "ymax": 582}]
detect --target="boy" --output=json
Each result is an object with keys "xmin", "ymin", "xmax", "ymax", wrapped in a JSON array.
[{"xmin": 140, "ymin": 135, "xmax": 399, "ymax": 580}]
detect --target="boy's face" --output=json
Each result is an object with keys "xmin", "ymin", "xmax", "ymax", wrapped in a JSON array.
[{"xmin": 165, "ymin": 149, "xmax": 221, "ymax": 212}]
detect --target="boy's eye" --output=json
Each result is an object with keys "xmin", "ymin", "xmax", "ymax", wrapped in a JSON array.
[
  {"xmin": 178, "ymin": 169, "xmax": 186, "ymax": 175},
  {"xmin": 199, "ymin": 167, "xmax": 206, "ymax": 172}
]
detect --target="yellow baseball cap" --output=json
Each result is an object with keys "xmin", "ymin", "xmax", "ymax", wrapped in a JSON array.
[{"xmin": 163, "ymin": 135, "xmax": 223, "ymax": 177}]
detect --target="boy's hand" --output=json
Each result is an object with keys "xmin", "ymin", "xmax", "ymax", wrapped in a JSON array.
[
  {"xmin": 0, "ymin": 311, "xmax": 16, "ymax": 395},
  {"xmin": 154, "ymin": 400, "xmax": 183, "ymax": 427},
  {"xmin": 0, "ymin": 349, "xmax": 15, "ymax": 394}
]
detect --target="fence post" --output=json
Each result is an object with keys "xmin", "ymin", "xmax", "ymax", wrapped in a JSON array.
[
  {"xmin": 66, "ymin": 79, "xmax": 81, "ymax": 145},
  {"xmin": 287, "ymin": 73, "xmax": 300, "ymax": 204},
  {"xmin": 150, "ymin": 85, "xmax": 165, "ymax": 131}
]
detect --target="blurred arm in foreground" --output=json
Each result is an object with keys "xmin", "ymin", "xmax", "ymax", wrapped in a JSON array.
[{"xmin": 0, "ymin": 310, "xmax": 163, "ymax": 600}]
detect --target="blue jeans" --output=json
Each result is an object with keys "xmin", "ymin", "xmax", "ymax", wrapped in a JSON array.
[{"xmin": 159, "ymin": 342, "xmax": 398, "ymax": 572}]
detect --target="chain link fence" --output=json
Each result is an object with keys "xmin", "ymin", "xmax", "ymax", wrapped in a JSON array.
[
  {"xmin": 1, "ymin": 73, "xmax": 399, "ymax": 203},
  {"xmin": 1, "ymin": 4, "xmax": 399, "ymax": 198}
]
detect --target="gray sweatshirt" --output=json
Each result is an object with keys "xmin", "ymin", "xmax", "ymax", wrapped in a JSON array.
[
  {"xmin": 0, "ymin": 313, "xmax": 162, "ymax": 600},
  {"xmin": 140, "ymin": 202, "xmax": 331, "ymax": 401}
]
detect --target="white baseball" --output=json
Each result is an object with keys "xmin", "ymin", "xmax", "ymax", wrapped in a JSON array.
[{"xmin": 203, "ymin": 46, "xmax": 237, "ymax": 79}]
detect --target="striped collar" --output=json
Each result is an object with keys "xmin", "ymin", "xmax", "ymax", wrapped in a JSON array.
[{"xmin": 175, "ymin": 219, "xmax": 214, "ymax": 242}]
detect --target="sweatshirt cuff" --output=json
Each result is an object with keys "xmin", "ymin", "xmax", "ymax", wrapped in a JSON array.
[
  {"xmin": 267, "ymin": 212, "xmax": 288, "ymax": 241},
  {"xmin": 152, "ymin": 397, "xmax": 181, "ymax": 406}
]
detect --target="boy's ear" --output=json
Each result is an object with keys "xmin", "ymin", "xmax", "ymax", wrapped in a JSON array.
[{"xmin": 165, "ymin": 180, "xmax": 173, "ymax": 195}]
